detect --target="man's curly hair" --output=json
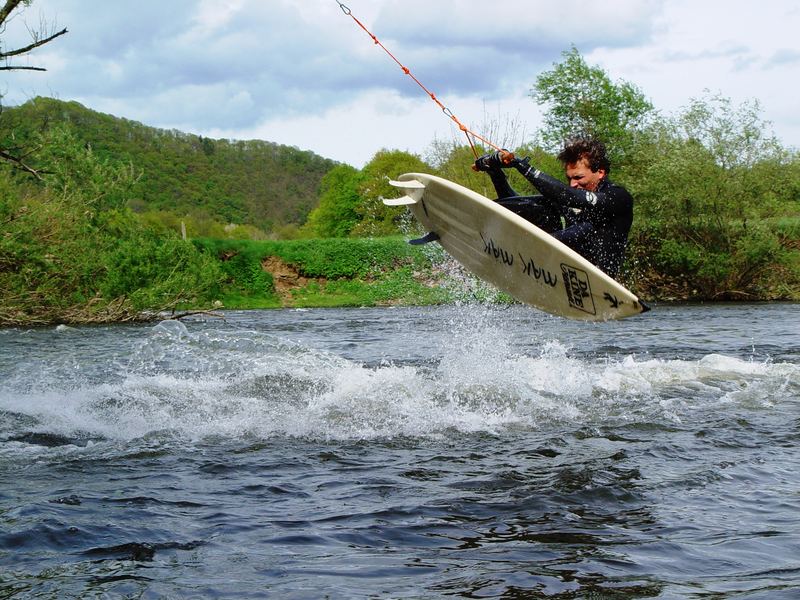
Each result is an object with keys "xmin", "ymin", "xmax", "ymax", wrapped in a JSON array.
[{"xmin": 557, "ymin": 137, "xmax": 611, "ymax": 174}]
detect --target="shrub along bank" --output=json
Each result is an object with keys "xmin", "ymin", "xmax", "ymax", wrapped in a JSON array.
[
  {"xmin": 196, "ymin": 231, "xmax": 799, "ymax": 314},
  {"xmin": 192, "ymin": 237, "xmax": 458, "ymax": 309}
]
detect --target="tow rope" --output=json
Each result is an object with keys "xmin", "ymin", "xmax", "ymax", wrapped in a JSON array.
[{"xmin": 335, "ymin": 0, "xmax": 506, "ymax": 162}]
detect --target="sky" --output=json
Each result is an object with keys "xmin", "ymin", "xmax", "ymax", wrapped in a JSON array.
[{"xmin": 3, "ymin": 0, "xmax": 799, "ymax": 167}]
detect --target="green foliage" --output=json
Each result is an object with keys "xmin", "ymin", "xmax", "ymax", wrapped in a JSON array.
[
  {"xmin": 193, "ymin": 236, "xmax": 447, "ymax": 308},
  {"xmin": 532, "ymin": 46, "xmax": 655, "ymax": 167},
  {"xmin": 288, "ymin": 267, "xmax": 451, "ymax": 308},
  {"xmin": 301, "ymin": 164, "xmax": 363, "ymax": 238},
  {"xmin": 197, "ymin": 237, "xmax": 424, "ymax": 279},
  {"xmin": 351, "ymin": 149, "xmax": 432, "ymax": 237},
  {"xmin": 0, "ymin": 97, "xmax": 337, "ymax": 233},
  {"xmin": 430, "ymin": 143, "xmax": 493, "ymax": 197},
  {"xmin": 0, "ymin": 124, "xmax": 224, "ymax": 324},
  {"xmin": 623, "ymin": 92, "xmax": 798, "ymax": 299},
  {"xmin": 137, "ymin": 208, "xmax": 268, "ymax": 240},
  {"xmin": 195, "ymin": 240, "xmax": 276, "ymax": 299},
  {"xmin": 276, "ymin": 237, "xmax": 420, "ymax": 278},
  {"xmin": 676, "ymin": 93, "xmax": 784, "ymax": 171},
  {"xmin": 2, "ymin": 53, "xmax": 798, "ymax": 320},
  {"xmin": 100, "ymin": 233, "xmax": 224, "ymax": 310}
]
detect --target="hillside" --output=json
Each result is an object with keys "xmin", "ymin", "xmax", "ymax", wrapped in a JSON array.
[{"xmin": 0, "ymin": 97, "xmax": 337, "ymax": 231}]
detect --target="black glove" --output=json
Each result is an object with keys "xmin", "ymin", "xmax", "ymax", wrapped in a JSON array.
[
  {"xmin": 513, "ymin": 155, "xmax": 532, "ymax": 172},
  {"xmin": 473, "ymin": 150, "xmax": 514, "ymax": 172}
]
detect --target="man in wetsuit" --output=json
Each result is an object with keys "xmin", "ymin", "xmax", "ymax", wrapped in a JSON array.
[{"xmin": 474, "ymin": 138, "xmax": 633, "ymax": 279}]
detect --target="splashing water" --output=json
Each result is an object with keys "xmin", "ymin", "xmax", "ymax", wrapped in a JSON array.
[
  {"xmin": 2, "ymin": 305, "xmax": 800, "ymax": 599},
  {"xmin": 1, "ymin": 306, "xmax": 797, "ymax": 449}
]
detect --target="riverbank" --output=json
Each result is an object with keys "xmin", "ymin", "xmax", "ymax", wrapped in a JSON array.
[
  {"xmin": 199, "ymin": 236, "xmax": 799, "ymax": 312},
  {"xmin": 2, "ymin": 235, "xmax": 798, "ymax": 327}
]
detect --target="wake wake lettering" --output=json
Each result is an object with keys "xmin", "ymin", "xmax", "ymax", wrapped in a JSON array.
[
  {"xmin": 480, "ymin": 233, "xmax": 514, "ymax": 266},
  {"xmin": 480, "ymin": 233, "xmax": 559, "ymax": 288},
  {"xmin": 519, "ymin": 254, "xmax": 558, "ymax": 287}
]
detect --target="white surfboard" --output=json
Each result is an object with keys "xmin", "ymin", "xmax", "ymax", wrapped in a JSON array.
[{"xmin": 385, "ymin": 172, "xmax": 649, "ymax": 321}]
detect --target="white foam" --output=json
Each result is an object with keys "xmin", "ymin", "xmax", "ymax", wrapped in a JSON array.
[{"xmin": 1, "ymin": 318, "xmax": 798, "ymax": 446}]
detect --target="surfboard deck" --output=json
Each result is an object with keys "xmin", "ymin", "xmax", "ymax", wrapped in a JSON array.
[{"xmin": 385, "ymin": 172, "xmax": 649, "ymax": 321}]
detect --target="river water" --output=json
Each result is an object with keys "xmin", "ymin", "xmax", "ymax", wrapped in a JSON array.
[{"xmin": 1, "ymin": 303, "xmax": 799, "ymax": 598}]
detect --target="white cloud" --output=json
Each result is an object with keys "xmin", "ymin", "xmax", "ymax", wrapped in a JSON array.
[
  {"xmin": 2, "ymin": 0, "xmax": 799, "ymax": 167},
  {"xmin": 200, "ymin": 87, "xmax": 543, "ymax": 168}
]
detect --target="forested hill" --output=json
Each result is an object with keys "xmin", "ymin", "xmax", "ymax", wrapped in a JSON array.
[{"xmin": 0, "ymin": 97, "xmax": 337, "ymax": 231}]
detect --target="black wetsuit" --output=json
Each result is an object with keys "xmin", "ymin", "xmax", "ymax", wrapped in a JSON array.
[{"xmin": 484, "ymin": 163, "xmax": 633, "ymax": 278}]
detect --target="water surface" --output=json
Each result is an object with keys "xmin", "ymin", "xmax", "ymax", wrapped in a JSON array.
[{"xmin": 2, "ymin": 303, "xmax": 799, "ymax": 598}]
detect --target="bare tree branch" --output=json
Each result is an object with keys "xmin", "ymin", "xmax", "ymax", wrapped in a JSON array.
[
  {"xmin": 0, "ymin": 65, "xmax": 46, "ymax": 71},
  {"xmin": 0, "ymin": 147, "xmax": 43, "ymax": 179},
  {"xmin": 0, "ymin": 0, "xmax": 26, "ymax": 29},
  {"xmin": 0, "ymin": 26, "xmax": 68, "ymax": 61},
  {"xmin": 0, "ymin": 0, "xmax": 68, "ymax": 174}
]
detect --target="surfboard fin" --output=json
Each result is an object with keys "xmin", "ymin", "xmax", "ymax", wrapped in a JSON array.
[
  {"xmin": 384, "ymin": 179, "xmax": 425, "ymax": 206},
  {"xmin": 382, "ymin": 195, "xmax": 418, "ymax": 206},
  {"xmin": 409, "ymin": 231, "xmax": 439, "ymax": 245}
]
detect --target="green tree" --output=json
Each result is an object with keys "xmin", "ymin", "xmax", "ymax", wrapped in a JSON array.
[
  {"xmin": 0, "ymin": 98, "xmax": 336, "ymax": 233},
  {"xmin": 627, "ymin": 92, "xmax": 796, "ymax": 299},
  {"xmin": 351, "ymin": 149, "xmax": 431, "ymax": 237},
  {"xmin": 428, "ymin": 142, "xmax": 489, "ymax": 196},
  {"xmin": 428, "ymin": 140, "xmax": 564, "ymax": 200},
  {"xmin": 302, "ymin": 164, "xmax": 364, "ymax": 238},
  {"xmin": 0, "ymin": 124, "xmax": 223, "ymax": 325},
  {"xmin": 532, "ymin": 46, "xmax": 655, "ymax": 167}
]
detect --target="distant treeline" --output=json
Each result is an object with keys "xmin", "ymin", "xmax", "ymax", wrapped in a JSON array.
[{"xmin": 0, "ymin": 97, "xmax": 336, "ymax": 233}]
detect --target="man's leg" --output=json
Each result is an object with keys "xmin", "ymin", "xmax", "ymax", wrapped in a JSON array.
[
  {"xmin": 495, "ymin": 196, "xmax": 563, "ymax": 233},
  {"xmin": 553, "ymin": 222, "xmax": 597, "ymax": 264}
]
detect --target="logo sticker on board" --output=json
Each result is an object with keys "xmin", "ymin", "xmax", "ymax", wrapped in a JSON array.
[{"xmin": 561, "ymin": 264, "xmax": 596, "ymax": 315}]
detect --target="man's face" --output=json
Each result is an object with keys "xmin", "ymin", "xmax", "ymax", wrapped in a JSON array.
[{"xmin": 565, "ymin": 158, "xmax": 605, "ymax": 192}]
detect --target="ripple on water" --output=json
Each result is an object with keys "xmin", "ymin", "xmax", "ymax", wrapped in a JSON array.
[{"xmin": 1, "ymin": 305, "xmax": 799, "ymax": 597}]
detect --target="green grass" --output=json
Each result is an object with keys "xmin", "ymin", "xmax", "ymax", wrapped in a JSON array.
[
  {"xmin": 215, "ymin": 293, "xmax": 282, "ymax": 310},
  {"xmin": 194, "ymin": 236, "xmax": 454, "ymax": 309},
  {"xmin": 194, "ymin": 225, "xmax": 800, "ymax": 311},
  {"xmin": 286, "ymin": 269, "xmax": 453, "ymax": 308}
]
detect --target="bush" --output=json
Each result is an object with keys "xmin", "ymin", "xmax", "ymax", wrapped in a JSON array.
[{"xmin": 0, "ymin": 125, "xmax": 224, "ymax": 324}]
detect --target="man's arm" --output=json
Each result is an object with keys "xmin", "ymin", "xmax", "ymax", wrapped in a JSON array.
[
  {"xmin": 513, "ymin": 160, "xmax": 598, "ymax": 209},
  {"xmin": 474, "ymin": 152, "xmax": 518, "ymax": 199},
  {"xmin": 485, "ymin": 169, "xmax": 518, "ymax": 199},
  {"xmin": 513, "ymin": 159, "xmax": 628, "ymax": 214}
]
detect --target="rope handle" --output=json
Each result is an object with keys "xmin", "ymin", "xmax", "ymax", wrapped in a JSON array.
[{"xmin": 469, "ymin": 149, "xmax": 517, "ymax": 172}]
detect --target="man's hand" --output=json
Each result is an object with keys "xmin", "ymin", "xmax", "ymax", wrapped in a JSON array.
[{"xmin": 473, "ymin": 149, "xmax": 516, "ymax": 172}]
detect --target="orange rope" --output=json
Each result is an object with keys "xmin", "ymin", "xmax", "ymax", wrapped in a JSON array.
[{"xmin": 335, "ymin": 1, "xmax": 501, "ymax": 159}]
